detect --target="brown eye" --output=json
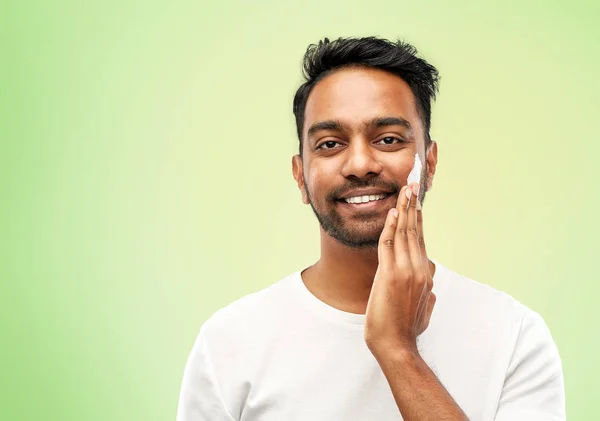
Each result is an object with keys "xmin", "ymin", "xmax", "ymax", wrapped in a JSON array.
[
  {"xmin": 377, "ymin": 136, "xmax": 402, "ymax": 145},
  {"xmin": 318, "ymin": 140, "xmax": 341, "ymax": 150}
]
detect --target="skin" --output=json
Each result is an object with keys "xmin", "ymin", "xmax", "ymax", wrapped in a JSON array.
[{"xmin": 291, "ymin": 67, "xmax": 468, "ymax": 420}]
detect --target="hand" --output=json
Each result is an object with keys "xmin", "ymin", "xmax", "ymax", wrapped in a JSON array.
[{"xmin": 364, "ymin": 183, "xmax": 435, "ymax": 356}]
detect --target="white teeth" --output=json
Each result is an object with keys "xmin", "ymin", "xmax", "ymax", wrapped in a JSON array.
[{"xmin": 344, "ymin": 194, "xmax": 388, "ymax": 204}]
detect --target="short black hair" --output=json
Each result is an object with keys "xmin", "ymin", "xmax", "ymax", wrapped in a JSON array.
[{"xmin": 293, "ymin": 37, "xmax": 440, "ymax": 156}]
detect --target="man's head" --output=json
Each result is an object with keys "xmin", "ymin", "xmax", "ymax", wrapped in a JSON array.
[{"xmin": 292, "ymin": 37, "xmax": 440, "ymax": 249}]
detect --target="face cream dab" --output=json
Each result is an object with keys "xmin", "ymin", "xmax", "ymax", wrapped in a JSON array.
[{"xmin": 407, "ymin": 152, "xmax": 422, "ymax": 185}]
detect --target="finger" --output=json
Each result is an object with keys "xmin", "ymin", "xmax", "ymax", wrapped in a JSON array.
[
  {"xmin": 422, "ymin": 292, "xmax": 436, "ymax": 331},
  {"xmin": 394, "ymin": 185, "xmax": 412, "ymax": 267},
  {"xmin": 413, "ymin": 271, "xmax": 431, "ymax": 333},
  {"xmin": 415, "ymin": 291, "xmax": 435, "ymax": 335},
  {"xmin": 377, "ymin": 207, "xmax": 399, "ymax": 271},
  {"xmin": 406, "ymin": 183, "xmax": 422, "ymax": 272},
  {"xmin": 415, "ymin": 191, "xmax": 430, "ymax": 276}
]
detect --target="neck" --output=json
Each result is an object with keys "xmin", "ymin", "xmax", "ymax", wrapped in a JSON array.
[{"xmin": 301, "ymin": 228, "xmax": 435, "ymax": 315}]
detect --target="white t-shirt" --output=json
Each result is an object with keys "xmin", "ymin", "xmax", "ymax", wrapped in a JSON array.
[{"xmin": 177, "ymin": 260, "xmax": 565, "ymax": 420}]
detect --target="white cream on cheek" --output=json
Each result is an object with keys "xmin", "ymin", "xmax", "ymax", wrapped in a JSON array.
[{"xmin": 406, "ymin": 152, "xmax": 422, "ymax": 185}]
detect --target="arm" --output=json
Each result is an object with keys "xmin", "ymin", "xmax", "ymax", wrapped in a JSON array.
[
  {"xmin": 495, "ymin": 311, "xmax": 565, "ymax": 420},
  {"xmin": 371, "ymin": 344, "xmax": 467, "ymax": 421},
  {"xmin": 365, "ymin": 183, "xmax": 467, "ymax": 420},
  {"xmin": 177, "ymin": 327, "xmax": 237, "ymax": 421}
]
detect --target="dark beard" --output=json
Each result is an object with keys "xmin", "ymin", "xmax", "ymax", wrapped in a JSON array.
[
  {"xmin": 302, "ymin": 166, "xmax": 428, "ymax": 249},
  {"xmin": 307, "ymin": 193, "xmax": 383, "ymax": 248}
]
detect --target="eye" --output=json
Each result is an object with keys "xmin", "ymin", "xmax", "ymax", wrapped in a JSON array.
[
  {"xmin": 317, "ymin": 140, "xmax": 342, "ymax": 150},
  {"xmin": 375, "ymin": 136, "xmax": 403, "ymax": 145}
]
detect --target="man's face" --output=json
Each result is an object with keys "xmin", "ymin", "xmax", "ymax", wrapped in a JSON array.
[{"xmin": 292, "ymin": 67, "xmax": 436, "ymax": 249}]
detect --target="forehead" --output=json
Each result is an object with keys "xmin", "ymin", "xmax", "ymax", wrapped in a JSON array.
[{"xmin": 303, "ymin": 67, "xmax": 422, "ymax": 137}]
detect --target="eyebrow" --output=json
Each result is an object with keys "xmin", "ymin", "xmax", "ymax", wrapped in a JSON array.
[
  {"xmin": 366, "ymin": 116, "xmax": 411, "ymax": 130},
  {"xmin": 307, "ymin": 120, "xmax": 346, "ymax": 139},
  {"xmin": 306, "ymin": 116, "xmax": 412, "ymax": 139}
]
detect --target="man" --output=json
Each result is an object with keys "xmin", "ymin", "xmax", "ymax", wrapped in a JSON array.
[{"xmin": 177, "ymin": 37, "xmax": 565, "ymax": 420}]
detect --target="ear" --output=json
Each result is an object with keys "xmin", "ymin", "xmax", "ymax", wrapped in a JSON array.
[
  {"xmin": 425, "ymin": 140, "xmax": 438, "ymax": 192},
  {"xmin": 292, "ymin": 154, "xmax": 309, "ymax": 204}
]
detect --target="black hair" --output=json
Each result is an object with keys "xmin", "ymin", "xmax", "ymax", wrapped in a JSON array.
[{"xmin": 292, "ymin": 37, "xmax": 440, "ymax": 156}]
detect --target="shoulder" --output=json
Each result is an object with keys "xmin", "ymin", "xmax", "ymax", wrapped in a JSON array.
[
  {"xmin": 180, "ymin": 272, "xmax": 301, "ymax": 419},
  {"xmin": 430, "ymin": 260, "xmax": 557, "ymax": 356},
  {"xmin": 432, "ymin": 260, "xmax": 562, "ymax": 361},
  {"xmin": 429, "ymin": 262, "xmax": 565, "ymax": 417},
  {"xmin": 431, "ymin": 260, "xmax": 563, "ymax": 370},
  {"xmin": 433, "ymin": 260, "xmax": 533, "ymax": 326},
  {"xmin": 200, "ymin": 271, "xmax": 298, "ymax": 348}
]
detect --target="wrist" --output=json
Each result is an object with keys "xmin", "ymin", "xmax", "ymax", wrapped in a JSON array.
[
  {"xmin": 373, "ymin": 344, "xmax": 428, "ymax": 383},
  {"xmin": 368, "ymin": 338, "xmax": 421, "ymax": 363}
]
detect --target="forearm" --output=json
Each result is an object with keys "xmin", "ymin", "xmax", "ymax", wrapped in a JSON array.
[{"xmin": 373, "ymin": 346, "xmax": 468, "ymax": 421}]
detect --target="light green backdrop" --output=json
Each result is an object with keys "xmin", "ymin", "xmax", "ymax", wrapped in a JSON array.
[{"xmin": 2, "ymin": 0, "xmax": 598, "ymax": 419}]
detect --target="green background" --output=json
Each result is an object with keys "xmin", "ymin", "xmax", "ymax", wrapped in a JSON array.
[{"xmin": 2, "ymin": 0, "xmax": 598, "ymax": 419}]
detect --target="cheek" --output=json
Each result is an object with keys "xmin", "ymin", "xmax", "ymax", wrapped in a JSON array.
[
  {"xmin": 305, "ymin": 164, "xmax": 339, "ymax": 200},
  {"xmin": 382, "ymin": 158, "xmax": 414, "ymax": 185}
]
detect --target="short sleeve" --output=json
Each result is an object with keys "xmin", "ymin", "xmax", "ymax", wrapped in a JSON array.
[
  {"xmin": 495, "ymin": 310, "xmax": 566, "ymax": 421},
  {"xmin": 177, "ymin": 326, "xmax": 237, "ymax": 421}
]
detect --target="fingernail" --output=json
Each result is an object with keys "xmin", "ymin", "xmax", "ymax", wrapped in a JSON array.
[
  {"xmin": 405, "ymin": 187, "xmax": 412, "ymax": 199},
  {"xmin": 412, "ymin": 184, "xmax": 420, "ymax": 197},
  {"xmin": 391, "ymin": 208, "xmax": 398, "ymax": 218}
]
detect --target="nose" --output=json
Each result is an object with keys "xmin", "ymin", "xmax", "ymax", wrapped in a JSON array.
[{"xmin": 340, "ymin": 139, "xmax": 383, "ymax": 180}]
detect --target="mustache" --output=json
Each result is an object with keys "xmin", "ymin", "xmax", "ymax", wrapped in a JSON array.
[{"xmin": 327, "ymin": 179, "xmax": 401, "ymax": 201}]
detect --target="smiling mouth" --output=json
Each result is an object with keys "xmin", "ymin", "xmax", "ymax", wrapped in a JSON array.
[
  {"xmin": 336, "ymin": 192, "xmax": 397, "ymax": 210},
  {"xmin": 340, "ymin": 193, "xmax": 391, "ymax": 204}
]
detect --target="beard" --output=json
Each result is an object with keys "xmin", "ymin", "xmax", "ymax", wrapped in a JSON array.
[{"xmin": 303, "ymin": 166, "xmax": 428, "ymax": 249}]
